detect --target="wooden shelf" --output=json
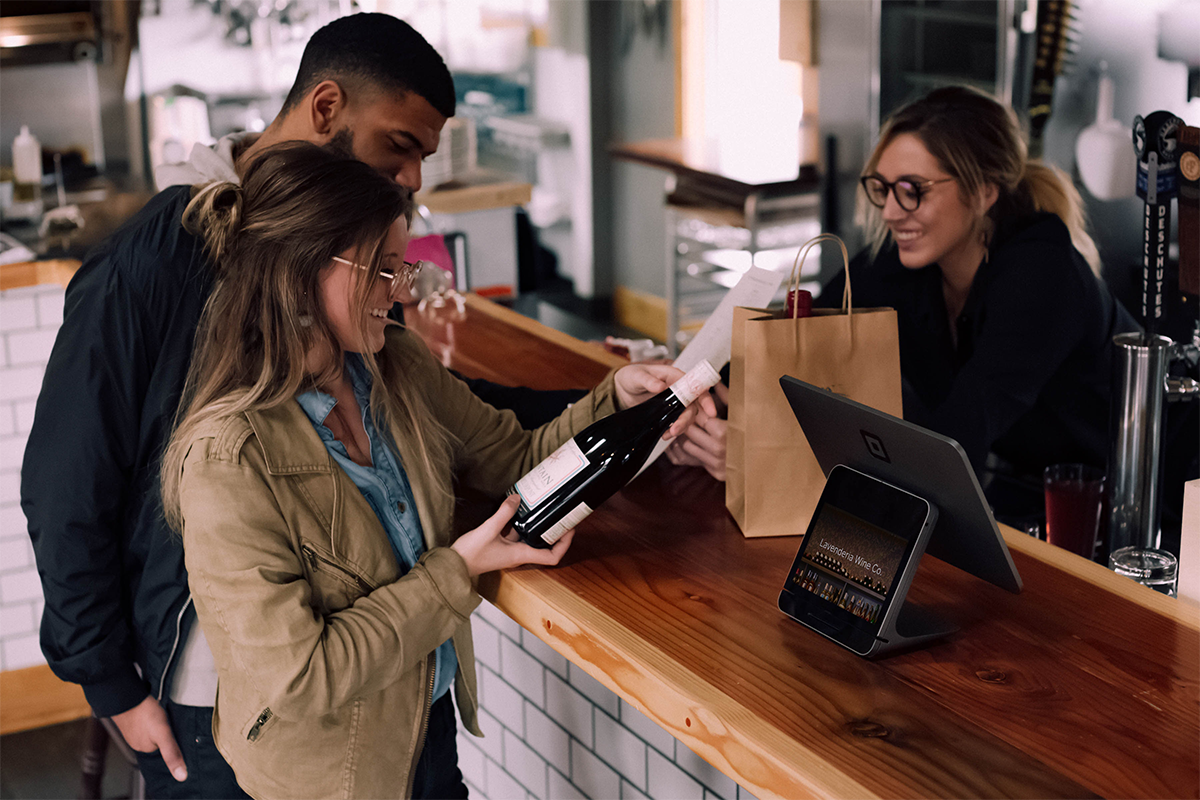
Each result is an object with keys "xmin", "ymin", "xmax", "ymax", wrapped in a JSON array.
[
  {"xmin": 416, "ymin": 176, "xmax": 531, "ymax": 215},
  {"xmin": 0, "ymin": 664, "xmax": 91, "ymax": 736}
]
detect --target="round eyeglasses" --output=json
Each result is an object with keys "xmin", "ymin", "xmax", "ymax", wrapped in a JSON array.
[
  {"xmin": 332, "ymin": 255, "xmax": 426, "ymax": 297},
  {"xmin": 860, "ymin": 175, "xmax": 955, "ymax": 212}
]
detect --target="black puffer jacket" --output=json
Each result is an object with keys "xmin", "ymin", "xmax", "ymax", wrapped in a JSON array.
[{"xmin": 22, "ymin": 185, "xmax": 584, "ymax": 717}]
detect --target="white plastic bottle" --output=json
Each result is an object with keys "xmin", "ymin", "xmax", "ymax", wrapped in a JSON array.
[{"xmin": 11, "ymin": 125, "xmax": 43, "ymax": 221}]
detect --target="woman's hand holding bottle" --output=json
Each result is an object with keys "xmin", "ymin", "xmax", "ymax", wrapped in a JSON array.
[
  {"xmin": 455, "ymin": 362, "xmax": 723, "ymax": 566},
  {"xmin": 612, "ymin": 363, "xmax": 718, "ymax": 440},
  {"xmin": 510, "ymin": 360, "xmax": 722, "ymax": 548},
  {"xmin": 664, "ymin": 381, "xmax": 729, "ymax": 481},
  {"xmin": 451, "ymin": 495, "xmax": 575, "ymax": 576}
]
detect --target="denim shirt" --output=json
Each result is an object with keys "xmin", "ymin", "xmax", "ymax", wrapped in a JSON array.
[{"xmin": 296, "ymin": 354, "xmax": 457, "ymax": 702}]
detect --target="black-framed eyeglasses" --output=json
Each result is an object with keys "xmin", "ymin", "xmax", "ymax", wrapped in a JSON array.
[
  {"xmin": 860, "ymin": 175, "xmax": 955, "ymax": 212},
  {"xmin": 332, "ymin": 256, "xmax": 425, "ymax": 296}
]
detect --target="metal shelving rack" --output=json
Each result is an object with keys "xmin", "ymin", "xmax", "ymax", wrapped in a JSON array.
[
  {"xmin": 664, "ymin": 185, "xmax": 822, "ymax": 354},
  {"xmin": 609, "ymin": 139, "xmax": 823, "ymax": 354}
]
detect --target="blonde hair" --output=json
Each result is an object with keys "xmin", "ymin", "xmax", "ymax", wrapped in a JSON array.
[
  {"xmin": 161, "ymin": 141, "xmax": 452, "ymax": 532},
  {"xmin": 857, "ymin": 86, "xmax": 1101, "ymax": 276}
]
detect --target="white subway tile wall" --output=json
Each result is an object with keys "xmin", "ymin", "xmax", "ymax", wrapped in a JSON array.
[
  {"xmin": 622, "ymin": 779, "xmax": 652, "ymax": 800},
  {"xmin": 0, "ymin": 284, "xmax": 62, "ymax": 673},
  {"xmin": 459, "ymin": 603, "xmax": 761, "ymax": 800},
  {"xmin": 2, "ymin": 631, "xmax": 43, "ymax": 671}
]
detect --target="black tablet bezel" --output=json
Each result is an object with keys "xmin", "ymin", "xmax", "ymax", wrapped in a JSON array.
[{"xmin": 778, "ymin": 464, "xmax": 935, "ymax": 655}]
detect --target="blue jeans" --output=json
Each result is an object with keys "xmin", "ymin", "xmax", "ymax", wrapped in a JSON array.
[
  {"xmin": 411, "ymin": 692, "xmax": 468, "ymax": 800},
  {"xmin": 133, "ymin": 702, "xmax": 249, "ymax": 800},
  {"xmin": 135, "ymin": 695, "xmax": 465, "ymax": 799}
]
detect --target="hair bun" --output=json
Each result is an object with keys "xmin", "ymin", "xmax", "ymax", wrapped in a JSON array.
[{"xmin": 183, "ymin": 180, "xmax": 244, "ymax": 265}]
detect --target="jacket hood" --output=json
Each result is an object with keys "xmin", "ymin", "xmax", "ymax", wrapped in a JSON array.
[{"xmin": 154, "ymin": 132, "xmax": 257, "ymax": 191}]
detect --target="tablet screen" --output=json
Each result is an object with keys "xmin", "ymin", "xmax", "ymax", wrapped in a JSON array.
[
  {"xmin": 790, "ymin": 503, "xmax": 908, "ymax": 623},
  {"xmin": 779, "ymin": 465, "xmax": 933, "ymax": 654}
]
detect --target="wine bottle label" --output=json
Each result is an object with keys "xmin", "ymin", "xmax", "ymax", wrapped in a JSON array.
[
  {"xmin": 669, "ymin": 359, "xmax": 722, "ymax": 407},
  {"xmin": 540, "ymin": 502, "xmax": 594, "ymax": 546},
  {"xmin": 514, "ymin": 438, "xmax": 589, "ymax": 509}
]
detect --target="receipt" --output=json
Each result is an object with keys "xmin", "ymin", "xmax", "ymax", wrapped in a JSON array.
[{"xmin": 637, "ymin": 266, "xmax": 785, "ymax": 475}]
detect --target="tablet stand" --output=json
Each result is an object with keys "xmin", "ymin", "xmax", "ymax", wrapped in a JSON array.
[{"xmin": 872, "ymin": 597, "xmax": 958, "ymax": 657}]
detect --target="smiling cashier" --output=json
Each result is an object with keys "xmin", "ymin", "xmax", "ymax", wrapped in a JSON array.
[{"xmin": 817, "ymin": 86, "xmax": 1139, "ymax": 521}]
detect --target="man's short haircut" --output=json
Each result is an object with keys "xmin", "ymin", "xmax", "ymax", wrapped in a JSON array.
[{"xmin": 281, "ymin": 13, "xmax": 455, "ymax": 119}]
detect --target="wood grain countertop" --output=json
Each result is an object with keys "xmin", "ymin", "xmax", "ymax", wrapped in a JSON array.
[
  {"xmin": 0, "ymin": 258, "xmax": 82, "ymax": 291},
  {"xmin": 411, "ymin": 294, "xmax": 1200, "ymax": 800}
]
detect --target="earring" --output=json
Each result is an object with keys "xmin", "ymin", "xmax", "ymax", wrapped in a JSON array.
[{"xmin": 979, "ymin": 219, "xmax": 993, "ymax": 264}]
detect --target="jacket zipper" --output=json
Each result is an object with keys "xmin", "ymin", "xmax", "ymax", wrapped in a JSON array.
[
  {"xmin": 247, "ymin": 708, "xmax": 273, "ymax": 741},
  {"xmin": 300, "ymin": 543, "xmax": 374, "ymax": 593},
  {"xmin": 248, "ymin": 543, "xmax": 379, "ymax": 745},
  {"xmin": 405, "ymin": 652, "xmax": 437, "ymax": 798},
  {"xmin": 157, "ymin": 596, "xmax": 193, "ymax": 702}
]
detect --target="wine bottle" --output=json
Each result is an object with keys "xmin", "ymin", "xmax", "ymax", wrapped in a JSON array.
[
  {"xmin": 785, "ymin": 288, "xmax": 812, "ymax": 318},
  {"xmin": 510, "ymin": 360, "xmax": 721, "ymax": 548}
]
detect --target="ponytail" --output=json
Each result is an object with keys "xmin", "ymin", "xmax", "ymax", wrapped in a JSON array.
[
  {"xmin": 183, "ymin": 181, "xmax": 244, "ymax": 266},
  {"xmin": 1019, "ymin": 162, "xmax": 1101, "ymax": 277}
]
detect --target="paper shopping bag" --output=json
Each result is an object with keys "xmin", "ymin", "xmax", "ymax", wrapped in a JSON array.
[{"xmin": 726, "ymin": 235, "xmax": 902, "ymax": 538}]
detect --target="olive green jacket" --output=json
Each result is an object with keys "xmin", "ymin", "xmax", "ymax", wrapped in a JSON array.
[{"xmin": 179, "ymin": 327, "xmax": 617, "ymax": 799}]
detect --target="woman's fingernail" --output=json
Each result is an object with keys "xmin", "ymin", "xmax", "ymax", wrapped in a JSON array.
[{"xmin": 173, "ymin": 767, "xmax": 188, "ymax": 782}]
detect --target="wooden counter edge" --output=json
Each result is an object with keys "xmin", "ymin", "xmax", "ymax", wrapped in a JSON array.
[
  {"xmin": 480, "ymin": 572, "xmax": 878, "ymax": 800},
  {"xmin": 1000, "ymin": 523, "xmax": 1200, "ymax": 629},
  {"xmin": 0, "ymin": 259, "xmax": 82, "ymax": 291},
  {"xmin": 463, "ymin": 293, "xmax": 630, "ymax": 370},
  {"xmin": 0, "ymin": 664, "xmax": 92, "ymax": 735}
]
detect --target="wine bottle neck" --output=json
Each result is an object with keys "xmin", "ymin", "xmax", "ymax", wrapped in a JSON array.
[{"xmin": 649, "ymin": 390, "xmax": 686, "ymax": 430}]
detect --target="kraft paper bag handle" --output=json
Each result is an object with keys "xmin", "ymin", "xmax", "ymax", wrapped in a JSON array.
[
  {"xmin": 786, "ymin": 233, "xmax": 854, "ymax": 347},
  {"xmin": 786, "ymin": 233, "xmax": 852, "ymax": 319}
]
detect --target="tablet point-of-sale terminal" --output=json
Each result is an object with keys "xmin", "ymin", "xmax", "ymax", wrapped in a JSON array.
[{"xmin": 777, "ymin": 377, "xmax": 1022, "ymax": 658}]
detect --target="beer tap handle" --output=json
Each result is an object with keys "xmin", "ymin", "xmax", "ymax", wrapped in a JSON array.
[{"xmin": 1133, "ymin": 111, "xmax": 1184, "ymax": 337}]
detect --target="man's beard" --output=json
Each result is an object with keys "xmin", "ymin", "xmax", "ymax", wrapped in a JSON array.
[
  {"xmin": 324, "ymin": 127, "xmax": 356, "ymax": 159},
  {"xmin": 325, "ymin": 128, "xmax": 414, "ymax": 202}
]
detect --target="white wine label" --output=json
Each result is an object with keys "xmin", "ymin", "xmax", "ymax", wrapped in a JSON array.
[
  {"xmin": 514, "ymin": 438, "xmax": 588, "ymax": 508},
  {"xmin": 540, "ymin": 502, "xmax": 594, "ymax": 546},
  {"xmin": 669, "ymin": 359, "xmax": 721, "ymax": 407}
]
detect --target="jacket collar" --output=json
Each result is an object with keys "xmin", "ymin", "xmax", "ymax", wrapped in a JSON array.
[{"xmin": 245, "ymin": 401, "xmax": 336, "ymax": 475}]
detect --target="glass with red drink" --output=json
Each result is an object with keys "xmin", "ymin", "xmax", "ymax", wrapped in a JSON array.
[{"xmin": 1043, "ymin": 464, "xmax": 1105, "ymax": 559}]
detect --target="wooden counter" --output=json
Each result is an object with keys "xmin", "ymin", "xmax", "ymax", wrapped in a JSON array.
[
  {"xmin": 413, "ymin": 295, "xmax": 1200, "ymax": 800},
  {"xmin": 0, "ymin": 258, "xmax": 82, "ymax": 291}
]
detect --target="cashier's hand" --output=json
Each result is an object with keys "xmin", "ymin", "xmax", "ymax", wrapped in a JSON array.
[
  {"xmin": 111, "ymin": 695, "xmax": 188, "ymax": 782},
  {"xmin": 452, "ymin": 495, "xmax": 575, "ymax": 576},
  {"xmin": 613, "ymin": 364, "xmax": 718, "ymax": 440},
  {"xmin": 666, "ymin": 381, "xmax": 729, "ymax": 481}
]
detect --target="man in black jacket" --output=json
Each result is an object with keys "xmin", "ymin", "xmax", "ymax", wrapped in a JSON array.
[{"xmin": 21, "ymin": 14, "xmax": 578, "ymax": 798}]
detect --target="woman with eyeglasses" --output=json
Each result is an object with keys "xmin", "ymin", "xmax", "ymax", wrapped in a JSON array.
[
  {"xmin": 819, "ymin": 85, "xmax": 1138, "ymax": 523},
  {"xmin": 159, "ymin": 141, "xmax": 712, "ymax": 799}
]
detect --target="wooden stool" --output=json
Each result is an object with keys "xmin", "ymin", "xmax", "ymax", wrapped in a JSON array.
[{"xmin": 78, "ymin": 716, "xmax": 144, "ymax": 800}]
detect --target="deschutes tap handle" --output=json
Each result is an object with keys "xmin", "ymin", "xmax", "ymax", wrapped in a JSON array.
[{"xmin": 1133, "ymin": 111, "xmax": 1183, "ymax": 335}]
